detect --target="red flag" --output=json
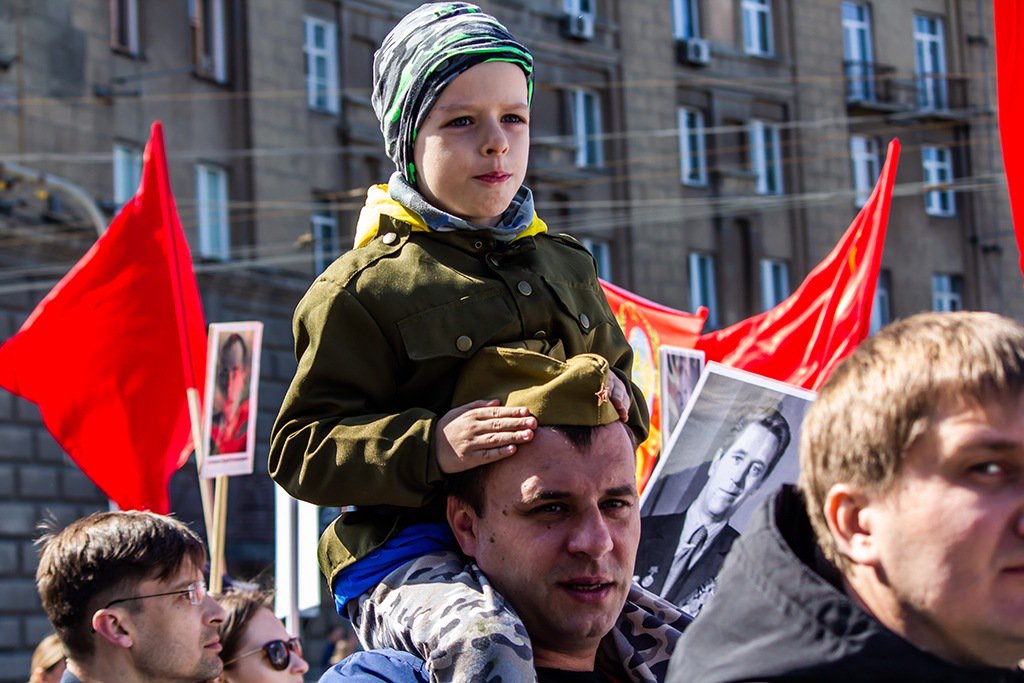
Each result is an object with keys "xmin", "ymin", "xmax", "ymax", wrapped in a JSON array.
[
  {"xmin": 0, "ymin": 122, "xmax": 207, "ymax": 513},
  {"xmin": 696, "ymin": 139, "xmax": 900, "ymax": 391},
  {"xmin": 995, "ymin": 0, "xmax": 1024, "ymax": 276},
  {"xmin": 601, "ymin": 279, "xmax": 707, "ymax": 490}
]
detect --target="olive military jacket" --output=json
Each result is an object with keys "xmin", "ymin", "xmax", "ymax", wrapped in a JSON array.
[{"xmin": 269, "ymin": 202, "xmax": 649, "ymax": 588}]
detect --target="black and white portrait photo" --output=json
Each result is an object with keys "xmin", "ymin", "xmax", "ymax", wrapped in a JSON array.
[{"xmin": 635, "ymin": 362, "xmax": 816, "ymax": 617}]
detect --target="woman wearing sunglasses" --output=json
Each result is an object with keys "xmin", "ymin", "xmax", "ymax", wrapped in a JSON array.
[{"xmin": 210, "ymin": 589, "xmax": 309, "ymax": 682}]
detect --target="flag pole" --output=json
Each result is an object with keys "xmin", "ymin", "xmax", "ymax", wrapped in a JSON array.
[
  {"xmin": 187, "ymin": 388, "xmax": 215, "ymax": 551},
  {"xmin": 209, "ymin": 474, "xmax": 229, "ymax": 593}
]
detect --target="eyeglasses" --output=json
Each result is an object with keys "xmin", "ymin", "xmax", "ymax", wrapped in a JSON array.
[
  {"xmin": 102, "ymin": 580, "xmax": 207, "ymax": 609},
  {"xmin": 224, "ymin": 638, "xmax": 303, "ymax": 671}
]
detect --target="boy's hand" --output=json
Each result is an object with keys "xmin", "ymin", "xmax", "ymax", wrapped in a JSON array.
[
  {"xmin": 607, "ymin": 370, "xmax": 631, "ymax": 422},
  {"xmin": 435, "ymin": 400, "xmax": 538, "ymax": 474}
]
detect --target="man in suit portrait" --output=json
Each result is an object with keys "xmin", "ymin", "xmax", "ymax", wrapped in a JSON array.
[{"xmin": 635, "ymin": 408, "xmax": 790, "ymax": 616}]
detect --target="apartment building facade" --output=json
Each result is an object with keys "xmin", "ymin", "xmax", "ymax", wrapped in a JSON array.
[{"xmin": 0, "ymin": 0, "xmax": 1015, "ymax": 676}]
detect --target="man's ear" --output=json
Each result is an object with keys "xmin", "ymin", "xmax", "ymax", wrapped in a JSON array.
[
  {"xmin": 446, "ymin": 496, "xmax": 480, "ymax": 558},
  {"xmin": 91, "ymin": 609, "xmax": 134, "ymax": 650},
  {"xmin": 824, "ymin": 483, "xmax": 882, "ymax": 567}
]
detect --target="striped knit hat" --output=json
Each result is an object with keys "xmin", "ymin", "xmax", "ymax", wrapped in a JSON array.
[{"xmin": 371, "ymin": 2, "xmax": 534, "ymax": 185}]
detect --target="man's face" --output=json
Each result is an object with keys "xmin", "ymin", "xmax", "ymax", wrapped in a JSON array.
[
  {"xmin": 701, "ymin": 422, "xmax": 779, "ymax": 521},
  {"xmin": 450, "ymin": 423, "xmax": 640, "ymax": 667},
  {"xmin": 862, "ymin": 393, "xmax": 1024, "ymax": 668},
  {"xmin": 117, "ymin": 561, "xmax": 226, "ymax": 681}
]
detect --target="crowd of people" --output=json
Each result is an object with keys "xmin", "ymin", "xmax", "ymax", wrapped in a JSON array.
[{"xmin": 23, "ymin": 1, "xmax": 1024, "ymax": 681}]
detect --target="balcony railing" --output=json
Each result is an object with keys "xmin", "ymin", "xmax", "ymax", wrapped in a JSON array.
[{"xmin": 843, "ymin": 61, "xmax": 968, "ymax": 113}]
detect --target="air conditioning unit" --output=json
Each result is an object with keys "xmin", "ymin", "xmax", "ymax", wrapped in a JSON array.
[
  {"xmin": 561, "ymin": 12, "xmax": 595, "ymax": 41},
  {"xmin": 677, "ymin": 37, "xmax": 711, "ymax": 66}
]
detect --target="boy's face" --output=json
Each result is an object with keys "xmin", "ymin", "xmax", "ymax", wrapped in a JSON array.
[{"xmin": 413, "ymin": 61, "xmax": 529, "ymax": 226}]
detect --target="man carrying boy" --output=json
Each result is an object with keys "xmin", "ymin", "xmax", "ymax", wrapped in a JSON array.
[
  {"xmin": 324, "ymin": 347, "xmax": 689, "ymax": 682},
  {"xmin": 270, "ymin": 3, "xmax": 648, "ymax": 680},
  {"xmin": 35, "ymin": 510, "xmax": 226, "ymax": 683},
  {"xmin": 667, "ymin": 311, "xmax": 1024, "ymax": 681}
]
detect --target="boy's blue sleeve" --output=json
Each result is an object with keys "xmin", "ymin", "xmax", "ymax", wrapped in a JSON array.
[{"xmin": 319, "ymin": 649, "xmax": 429, "ymax": 683}]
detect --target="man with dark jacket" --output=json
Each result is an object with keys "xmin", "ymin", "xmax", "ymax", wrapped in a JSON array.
[{"xmin": 668, "ymin": 311, "xmax": 1024, "ymax": 682}]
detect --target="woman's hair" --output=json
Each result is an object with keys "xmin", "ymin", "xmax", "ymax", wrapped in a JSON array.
[
  {"xmin": 28, "ymin": 633, "xmax": 64, "ymax": 682},
  {"xmin": 213, "ymin": 588, "xmax": 275, "ymax": 667}
]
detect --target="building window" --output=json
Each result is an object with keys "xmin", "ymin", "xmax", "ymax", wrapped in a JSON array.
[
  {"xmin": 580, "ymin": 237, "xmax": 612, "ymax": 280},
  {"xmin": 303, "ymin": 16, "xmax": 339, "ymax": 114},
  {"xmin": 570, "ymin": 89, "xmax": 603, "ymax": 168},
  {"xmin": 914, "ymin": 14, "xmax": 947, "ymax": 110},
  {"xmin": 564, "ymin": 0, "xmax": 594, "ymax": 17},
  {"xmin": 689, "ymin": 252, "xmax": 718, "ymax": 328},
  {"xmin": 110, "ymin": 0, "xmax": 140, "ymax": 55},
  {"xmin": 749, "ymin": 120, "xmax": 783, "ymax": 195},
  {"xmin": 113, "ymin": 143, "xmax": 143, "ymax": 206},
  {"xmin": 678, "ymin": 108, "xmax": 707, "ymax": 186},
  {"xmin": 932, "ymin": 273, "xmax": 962, "ymax": 312},
  {"xmin": 922, "ymin": 145, "xmax": 955, "ymax": 216},
  {"xmin": 190, "ymin": 0, "xmax": 228, "ymax": 83},
  {"xmin": 850, "ymin": 135, "xmax": 880, "ymax": 207},
  {"xmin": 312, "ymin": 205, "xmax": 340, "ymax": 273},
  {"xmin": 760, "ymin": 259, "xmax": 789, "ymax": 310},
  {"xmin": 842, "ymin": 2, "xmax": 874, "ymax": 102},
  {"xmin": 195, "ymin": 163, "xmax": 229, "ymax": 261},
  {"xmin": 673, "ymin": 0, "xmax": 700, "ymax": 40},
  {"xmin": 741, "ymin": 0, "xmax": 773, "ymax": 57},
  {"xmin": 870, "ymin": 270, "xmax": 891, "ymax": 335}
]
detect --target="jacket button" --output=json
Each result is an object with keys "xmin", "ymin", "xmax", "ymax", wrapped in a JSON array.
[
  {"xmin": 456, "ymin": 335, "xmax": 473, "ymax": 352},
  {"xmin": 381, "ymin": 232, "xmax": 397, "ymax": 245},
  {"xmin": 579, "ymin": 313, "xmax": 591, "ymax": 329},
  {"xmin": 487, "ymin": 254, "xmax": 500, "ymax": 267},
  {"xmin": 517, "ymin": 281, "xmax": 533, "ymax": 296},
  {"xmin": 473, "ymin": 240, "xmax": 484, "ymax": 250}
]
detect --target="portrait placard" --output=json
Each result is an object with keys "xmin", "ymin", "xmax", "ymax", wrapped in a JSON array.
[
  {"xmin": 658, "ymin": 345, "xmax": 705, "ymax": 451},
  {"xmin": 200, "ymin": 321, "xmax": 264, "ymax": 478},
  {"xmin": 635, "ymin": 362, "xmax": 815, "ymax": 617}
]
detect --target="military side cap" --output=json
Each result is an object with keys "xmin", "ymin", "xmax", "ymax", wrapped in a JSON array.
[{"xmin": 452, "ymin": 346, "xmax": 618, "ymax": 426}]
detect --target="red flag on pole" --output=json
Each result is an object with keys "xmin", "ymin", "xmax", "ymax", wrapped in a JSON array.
[
  {"xmin": 995, "ymin": 0, "xmax": 1024, "ymax": 276},
  {"xmin": 696, "ymin": 139, "xmax": 900, "ymax": 391},
  {"xmin": 0, "ymin": 121, "xmax": 207, "ymax": 513}
]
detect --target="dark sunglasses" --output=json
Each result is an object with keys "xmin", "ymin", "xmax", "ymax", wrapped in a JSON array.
[{"xmin": 224, "ymin": 637, "xmax": 302, "ymax": 671}]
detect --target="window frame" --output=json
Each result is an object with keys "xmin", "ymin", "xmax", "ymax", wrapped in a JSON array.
[
  {"xmin": 869, "ymin": 270, "xmax": 892, "ymax": 335},
  {"xmin": 914, "ymin": 14, "xmax": 948, "ymax": 110},
  {"xmin": 689, "ymin": 252, "xmax": 718, "ymax": 328},
  {"xmin": 570, "ymin": 88, "xmax": 604, "ymax": 168},
  {"xmin": 303, "ymin": 16, "xmax": 340, "ymax": 115},
  {"xmin": 849, "ymin": 134, "xmax": 881, "ymax": 207},
  {"xmin": 931, "ymin": 273, "xmax": 963, "ymax": 312},
  {"xmin": 311, "ymin": 204, "xmax": 340, "ymax": 273},
  {"xmin": 563, "ymin": 0, "xmax": 595, "ymax": 18},
  {"xmin": 580, "ymin": 237, "xmax": 613, "ymax": 281},
  {"xmin": 678, "ymin": 107, "xmax": 708, "ymax": 187},
  {"xmin": 741, "ymin": 0, "xmax": 774, "ymax": 57},
  {"xmin": 922, "ymin": 145, "xmax": 955, "ymax": 217},
  {"xmin": 673, "ymin": 0, "xmax": 701, "ymax": 40},
  {"xmin": 109, "ymin": 0, "xmax": 141, "ymax": 56},
  {"xmin": 113, "ymin": 142, "xmax": 143, "ymax": 206},
  {"xmin": 759, "ymin": 258, "xmax": 789, "ymax": 310},
  {"xmin": 841, "ymin": 2, "xmax": 875, "ymax": 101},
  {"xmin": 190, "ymin": 0, "xmax": 228, "ymax": 83},
  {"xmin": 749, "ymin": 119, "xmax": 783, "ymax": 195},
  {"xmin": 195, "ymin": 163, "xmax": 230, "ymax": 261}
]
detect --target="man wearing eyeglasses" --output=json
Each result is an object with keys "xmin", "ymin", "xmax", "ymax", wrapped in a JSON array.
[{"xmin": 35, "ymin": 510, "xmax": 227, "ymax": 683}]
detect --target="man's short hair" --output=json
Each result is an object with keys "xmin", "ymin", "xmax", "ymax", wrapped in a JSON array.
[
  {"xmin": 719, "ymin": 408, "xmax": 791, "ymax": 478},
  {"xmin": 35, "ymin": 510, "xmax": 207, "ymax": 660},
  {"xmin": 446, "ymin": 423, "xmax": 634, "ymax": 516},
  {"xmin": 799, "ymin": 311, "xmax": 1024, "ymax": 568}
]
